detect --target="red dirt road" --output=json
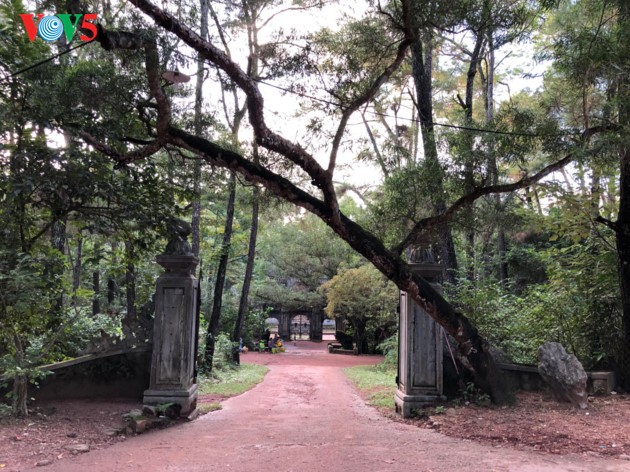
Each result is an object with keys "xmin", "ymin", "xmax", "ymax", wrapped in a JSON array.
[{"xmin": 26, "ymin": 342, "xmax": 630, "ymax": 472}]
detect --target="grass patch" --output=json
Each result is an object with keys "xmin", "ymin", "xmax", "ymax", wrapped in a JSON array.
[
  {"xmin": 198, "ymin": 363, "xmax": 268, "ymax": 397},
  {"xmin": 344, "ymin": 365, "xmax": 397, "ymax": 410},
  {"xmin": 198, "ymin": 403, "xmax": 222, "ymax": 414}
]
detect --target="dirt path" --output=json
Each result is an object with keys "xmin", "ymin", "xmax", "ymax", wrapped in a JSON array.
[{"xmin": 25, "ymin": 342, "xmax": 630, "ymax": 472}]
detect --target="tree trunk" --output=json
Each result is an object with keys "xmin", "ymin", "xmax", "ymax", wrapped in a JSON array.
[
  {"xmin": 203, "ymin": 172, "xmax": 236, "ymax": 372},
  {"xmin": 483, "ymin": 33, "xmax": 508, "ymax": 283},
  {"xmin": 232, "ymin": 182, "xmax": 259, "ymax": 364},
  {"xmin": 12, "ymin": 333, "xmax": 28, "ymax": 417},
  {"xmin": 353, "ymin": 320, "xmax": 368, "ymax": 355},
  {"xmin": 462, "ymin": 29, "xmax": 485, "ymax": 282},
  {"xmin": 49, "ymin": 219, "xmax": 67, "ymax": 326},
  {"xmin": 92, "ymin": 270, "xmax": 100, "ymax": 316},
  {"xmin": 191, "ymin": 0, "xmax": 209, "ymax": 258},
  {"xmin": 107, "ymin": 241, "xmax": 118, "ymax": 305},
  {"xmin": 12, "ymin": 374, "xmax": 28, "ymax": 418},
  {"xmin": 107, "ymin": 276, "xmax": 116, "ymax": 305},
  {"xmin": 497, "ymin": 230, "xmax": 508, "ymax": 281},
  {"xmin": 72, "ymin": 234, "xmax": 82, "ymax": 298},
  {"xmin": 123, "ymin": 240, "xmax": 136, "ymax": 342},
  {"xmin": 410, "ymin": 30, "xmax": 458, "ymax": 283}
]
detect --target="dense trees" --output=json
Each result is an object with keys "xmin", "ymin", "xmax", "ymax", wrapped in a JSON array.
[{"xmin": 1, "ymin": 0, "xmax": 629, "ymax": 413}]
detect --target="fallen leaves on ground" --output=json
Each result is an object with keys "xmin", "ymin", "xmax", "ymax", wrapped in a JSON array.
[{"xmin": 409, "ymin": 392, "xmax": 630, "ymax": 458}]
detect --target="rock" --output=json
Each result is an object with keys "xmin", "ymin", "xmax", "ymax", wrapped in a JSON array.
[
  {"xmin": 36, "ymin": 460, "xmax": 53, "ymax": 467},
  {"xmin": 134, "ymin": 419, "xmax": 148, "ymax": 434},
  {"xmin": 66, "ymin": 432, "xmax": 77, "ymax": 438},
  {"xmin": 163, "ymin": 403, "xmax": 182, "ymax": 419},
  {"xmin": 142, "ymin": 405, "xmax": 157, "ymax": 417},
  {"xmin": 537, "ymin": 342, "xmax": 588, "ymax": 409},
  {"xmin": 127, "ymin": 409, "xmax": 143, "ymax": 419},
  {"xmin": 64, "ymin": 444, "xmax": 90, "ymax": 454}
]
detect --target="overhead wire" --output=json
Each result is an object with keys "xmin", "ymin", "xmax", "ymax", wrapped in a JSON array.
[
  {"xmin": 0, "ymin": 39, "xmax": 564, "ymax": 139},
  {"xmin": 252, "ymin": 78, "xmax": 565, "ymax": 138},
  {"xmin": 0, "ymin": 39, "xmax": 94, "ymax": 85}
]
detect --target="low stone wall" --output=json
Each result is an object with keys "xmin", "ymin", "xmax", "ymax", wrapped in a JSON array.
[
  {"xmin": 327, "ymin": 342, "xmax": 358, "ymax": 355},
  {"xmin": 497, "ymin": 363, "xmax": 547, "ymax": 392},
  {"xmin": 497, "ymin": 363, "xmax": 616, "ymax": 395},
  {"xmin": 33, "ymin": 346, "xmax": 152, "ymax": 402}
]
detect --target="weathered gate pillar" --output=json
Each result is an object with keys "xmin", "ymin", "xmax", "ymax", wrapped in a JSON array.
[
  {"xmin": 278, "ymin": 311, "xmax": 291, "ymax": 340},
  {"xmin": 143, "ymin": 220, "xmax": 198, "ymax": 416},
  {"xmin": 395, "ymin": 253, "xmax": 446, "ymax": 418},
  {"xmin": 309, "ymin": 310, "xmax": 323, "ymax": 341}
]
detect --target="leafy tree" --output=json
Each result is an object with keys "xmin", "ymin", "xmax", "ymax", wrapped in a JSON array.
[{"xmin": 321, "ymin": 264, "xmax": 398, "ymax": 354}]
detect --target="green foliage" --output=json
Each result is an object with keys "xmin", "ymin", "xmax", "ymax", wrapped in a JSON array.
[
  {"xmin": 368, "ymin": 166, "xmax": 436, "ymax": 246},
  {"xmin": 211, "ymin": 333, "xmax": 239, "ymax": 372},
  {"xmin": 376, "ymin": 333, "xmax": 398, "ymax": 371},
  {"xmin": 321, "ymin": 264, "xmax": 398, "ymax": 353},
  {"xmin": 250, "ymin": 210, "xmax": 361, "ymax": 325},
  {"xmin": 449, "ymin": 231, "xmax": 621, "ymax": 368},
  {"xmin": 459, "ymin": 382, "xmax": 491, "ymax": 406},
  {"xmin": 309, "ymin": 15, "xmax": 399, "ymax": 104}
]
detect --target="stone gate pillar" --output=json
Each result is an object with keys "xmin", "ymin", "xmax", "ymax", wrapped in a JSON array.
[
  {"xmin": 143, "ymin": 220, "xmax": 198, "ymax": 417},
  {"xmin": 278, "ymin": 312, "xmax": 291, "ymax": 339},
  {"xmin": 309, "ymin": 310, "xmax": 323, "ymax": 341},
  {"xmin": 395, "ymin": 258, "xmax": 445, "ymax": 418}
]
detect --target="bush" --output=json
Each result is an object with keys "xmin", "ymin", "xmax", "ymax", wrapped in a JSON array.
[
  {"xmin": 212, "ymin": 333, "xmax": 238, "ymax": 371},
  {"xmin": 377, "ymin": 333, "xmax": 398, "ymax": 370}
]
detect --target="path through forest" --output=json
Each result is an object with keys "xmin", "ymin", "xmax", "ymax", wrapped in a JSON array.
[{"xmin": 26, "ymin": 342, "xmax": 630, "ymax": 472}]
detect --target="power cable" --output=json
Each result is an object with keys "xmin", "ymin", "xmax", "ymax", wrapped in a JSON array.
[
  {"xmin": 0, "ymin": 39, "xmax": 563, "ymax": 139},
  {"xmin": 0, "ymin": 40, "xmax": 94, "ymax": 85},
  {"xmin": 252, "ymin": 78, "xmax": 565, "ymax": 138}
]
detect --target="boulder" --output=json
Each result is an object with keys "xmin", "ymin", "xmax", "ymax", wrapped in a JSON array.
[{"xmin": 537, "ymin": 342, "xmax": 588, "ymax": 409}]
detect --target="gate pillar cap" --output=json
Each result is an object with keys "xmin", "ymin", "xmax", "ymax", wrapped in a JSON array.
[{"xmin": 156, "ymin": 255, "xmax": 198, "ymax": 274}]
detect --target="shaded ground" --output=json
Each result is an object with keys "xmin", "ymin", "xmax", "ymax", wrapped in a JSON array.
[
  {"xmin": 0, "ymin": 341, "xmax": 628, "ymax": 471},
  {"xmin": 413, "ymin": 392, "xmax": 630, "ymax": 458},
  {"xmin": 0, "ymin": 399, "xmax": 141, "ymax": 470}
]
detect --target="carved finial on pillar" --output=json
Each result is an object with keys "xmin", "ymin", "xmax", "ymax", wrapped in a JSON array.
[
  {"xmin": 164, "ymin": 217, "xmax": 193, "ymax": 256},
  {"xmin": 407, "ymin": 244, "xmax": 441, "ymax": 283},
  {"xmin": 408, "ymin": 245, "xmax": 435, "ymax": 264}
]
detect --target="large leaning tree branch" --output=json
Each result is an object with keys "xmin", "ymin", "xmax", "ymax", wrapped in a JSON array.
[
  {"xmin": 166, "ymin": 126, "xmax": 512, "ymax": 404},
  {"xmin": 122, "ymin": 0, "xmax": 417, "ymax": 229},
  {"xmin": 124, "ymin": 0, "xmax": 335, "ymax": 194},
  {"xmin": 67, "ymin": 0, "xmax": 516, "ymax": 404}
]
